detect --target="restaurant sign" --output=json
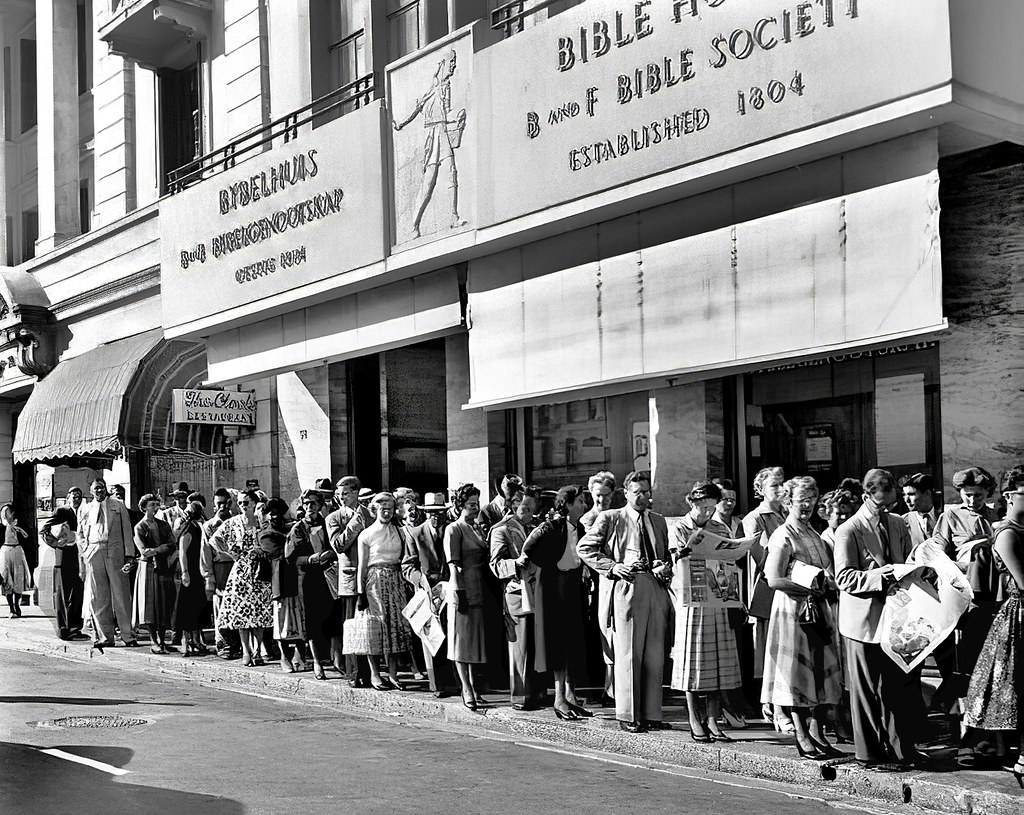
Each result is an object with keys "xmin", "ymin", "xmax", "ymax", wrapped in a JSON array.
[
  {"xmin": 482, "ymin": 0, "xmax": 951, "ymax": 223},
  {"xmin": 172, "ymin": 389, "xmax": 257, "ymax": 426}
]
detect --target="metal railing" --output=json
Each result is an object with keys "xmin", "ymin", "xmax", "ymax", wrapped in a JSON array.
[
  {"xmin": 490, "ymin": 0, "xmax": 571, "ymax": 38},
  {"xmin": 166, "ymin": 74, "xmax": 374, "ymax": 194}
]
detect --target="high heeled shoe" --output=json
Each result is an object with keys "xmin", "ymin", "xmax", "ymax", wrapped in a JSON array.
[
  {"xmin": 463, "ymin": 696, "xmax": 478, "ymax": 712},
  {"xmin": 721, "ymin": 708, "xmax": 747, "ymax": 729},
  {"xmin": 773, "ymin": 713, "xmax": 796, "ymax": 734},
  {"xmin": 567, "ymin": 702, "xmax": 594, "ymax": 718},
  {"xmin": 554, "ymin": 705, "xmax": 580, "ymax": 721},
  {"xmin": 689, "ymin": 720, "xmax": 712, "ymax": 743},
  {"xmin": 810, "ymin": 739, "xmax": 848, "ymax": 759},
  {"xmin": 796, "ymin": 741, "xmax": 827, "ymax": 761}
]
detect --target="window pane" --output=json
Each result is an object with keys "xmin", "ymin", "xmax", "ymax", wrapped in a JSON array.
[
  {"xmin": 388, "ymin": 3, "xmax": 421, "ymax": 60},
  {"xmin": 20, "ymin": 39, "xmax": 36, "ymax": 133}
]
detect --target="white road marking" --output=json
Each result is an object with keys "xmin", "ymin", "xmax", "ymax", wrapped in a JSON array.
[{"xmin": 38, "ymin": 748, "xmax": 130, "ymax": 776}]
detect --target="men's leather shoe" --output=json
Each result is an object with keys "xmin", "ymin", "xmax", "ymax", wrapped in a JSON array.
[
  {"xmin": 645, "ymin": 720, "xmax": 672, "ymax": 730},
  {"xmin": 858, "ymin": 760, "xmax": 903, "ymax": 773},
  {"xmin": 93, "ymin": 640, "xmax": 115, "ymax": 648},
  {"xmin": 619, "ymin": 720, "xmax": 647, "ymax": 734},
  {"xmin": 433, "ymin": 690, "xmax": 451, "ymax": 699},
  {"xmin": 122, "ymin": 640, "xmax": 140, "ymax": 647},
  {"xmin": 898, "ymin": 752, "xmax": 934, "ymax": 771}
]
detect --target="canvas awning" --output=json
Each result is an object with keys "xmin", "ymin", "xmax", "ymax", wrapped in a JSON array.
[{"xmin": 12, "ymin": 329, "xmax": 211, "ymax": 463}]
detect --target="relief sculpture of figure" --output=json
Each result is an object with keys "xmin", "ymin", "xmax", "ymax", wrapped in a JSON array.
[{"xmin": 392, "ymin": 49, "xmax": 467, "ymax": 240}]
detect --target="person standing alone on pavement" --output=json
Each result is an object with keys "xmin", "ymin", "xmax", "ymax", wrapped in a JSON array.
[
  {"xmin": 78, "ymin": 479, "xmax": 137, "ymax": 648},
  {"xmin": 578, "ymin": 471, "xmax": 674, "ymax": 733}
]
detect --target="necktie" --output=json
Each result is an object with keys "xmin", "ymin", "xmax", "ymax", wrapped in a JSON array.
[
  {"xmin": 97, "ymin": 502, "xmax": 107, "ymax": 538},
  {"xmin": 638, "ymin": 513, "xmax": 655, "ymax": 563},
  {"xmin": 923, "ymin": 514, "xmax": 934, "ymax": 538},
  {"xmin": 877, "ymin": 512, "xmax": 890, "ymax": 560}
]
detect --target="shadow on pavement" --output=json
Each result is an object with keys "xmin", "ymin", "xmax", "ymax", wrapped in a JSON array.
[
  {"xmin": 0, "ymin": 696, "xmax": 194, "ymax": 707},
  {"xmin": 0, "ymin": 741, "xmax": 246, "ymax": 815}
]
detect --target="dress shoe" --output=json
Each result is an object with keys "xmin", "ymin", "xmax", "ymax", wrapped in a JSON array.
[
  {"xmin": 567, "ymin": 702, "xmax": 594, "ymax": 718},
  {"xmin": 93, "ymin": 640, "xmax": 115, "ymax": 649},
  {"xmin": 122, "ymin": 640, "xmax": 140, "ymax": 647},
  {"xmin": 619, "ymin": 720, "xmax": 647, "ymax": 733},
  {"xmin": 897, "ymin": 751, "xmax": 934, "ymax": 771},
  {"xmin": 433, "ymin": 690, "xmax": 451, "ymax": 699},
  {"xmin": 645, "ymin": 720, "xmax": 673, "ymax": 731}
]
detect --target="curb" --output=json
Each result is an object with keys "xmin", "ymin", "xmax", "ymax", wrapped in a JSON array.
[{"xmin": 2, "ymin": 627, "xmax": 1020, "ymax": 815}]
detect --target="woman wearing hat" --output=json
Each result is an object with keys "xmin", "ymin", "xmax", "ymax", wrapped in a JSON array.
[
  {"xmin": 670, "ymin": 480, "xmax": 743, "ymax": 742},
  {"xmin": 132, "ymin": 495, "xmax": 178, "ymax": 653},
  {"xmin": 172, "ymin": 501, "xmax": 211, "ymax": 656},
  {"xmin": 211, "ymin": 489, "xmax": 272, "ymax": 666},
  {"xmin": 356, "ymin": 492, "xmax": 415, "ymax": 690}
]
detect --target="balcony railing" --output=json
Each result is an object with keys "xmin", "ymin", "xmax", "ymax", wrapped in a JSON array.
[
  {"xmin": 491, "ymin": 0, "xmax": 570, "ymax": 38},
  {"xmin": 166, "ymin": 75, "xmax": 373, "ymax": 194}
]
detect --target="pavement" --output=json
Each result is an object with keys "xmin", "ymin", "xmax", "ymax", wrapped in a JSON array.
[{"xmin": 1, "ymin": 605, "xmax": 1020, "ymax": 815}]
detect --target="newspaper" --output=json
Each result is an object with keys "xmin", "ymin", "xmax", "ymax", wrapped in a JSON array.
[
  {"xmin": 878, "ymin": 545, "xmax": 973, "ymax": 673},
  {"xmin": 401, "ymin": 586, "xmax": 446, "ymax": 656},
  {"xmin": 672, "ymin": 528, "xmax": 759, "ymax": 609}
]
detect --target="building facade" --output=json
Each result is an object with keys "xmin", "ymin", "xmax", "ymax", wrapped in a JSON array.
[{"xmin": 1, "ymin": 0, "xmax": 1022, "ymax": 541}]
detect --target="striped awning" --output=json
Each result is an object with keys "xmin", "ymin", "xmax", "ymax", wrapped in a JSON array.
[{"xmin": 12, "ymin": 329, "xmax": 213, "ymax": 463}]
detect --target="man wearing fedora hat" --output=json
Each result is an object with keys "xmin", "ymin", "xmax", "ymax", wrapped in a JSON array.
[
  {"xmin": 159, "ymin": 482, "xmax": 191, "ymax": 538},
  {"xmin": 401, "ymin": 492, "xmax": 456, "ymax": 696}
]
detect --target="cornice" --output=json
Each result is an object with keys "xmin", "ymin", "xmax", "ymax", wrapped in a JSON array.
[{"xmin": 49, "ymin": 267, "xmax": 161, "ymax": 321}]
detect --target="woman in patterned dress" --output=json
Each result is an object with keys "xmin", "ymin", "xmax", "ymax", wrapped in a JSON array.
[
  {"xmin": 445, "ymin": 483, "xmax": 488, "ymax": 710},
  {"xmin": 670, "ymin": 481, "xmax": 743, "ymax": 742},
  {"xmin": 356, "ymin": 492, "xmax": 414, "ymax": 691},
  {"xmin": 212, "ymin": 489, "xmax": 271, "ymax": 666},
  {"xmin": 963, "ymin": 465, "xmax": 1024, "ymax": 786},
  {"xmin": 761, "ymin": 476, "xmax": 844, "ymax": 760},
  {"xmin": 132, "ymin": 495, "xmax": 177, "ymax": 654}
]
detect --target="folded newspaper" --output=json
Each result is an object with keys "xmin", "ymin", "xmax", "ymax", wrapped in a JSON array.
[{"xmin": 401, "ymin": 585, "xmax": 446, "ymax": 656}]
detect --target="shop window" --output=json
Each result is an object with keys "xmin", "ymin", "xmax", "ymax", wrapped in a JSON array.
[
  {"xmin": 524, "ymin": 392, "xmax": 649, "ymax": 488},
  {"xmin": 20, "ymin": 39, "xmax": 36, "ymax": 134}
]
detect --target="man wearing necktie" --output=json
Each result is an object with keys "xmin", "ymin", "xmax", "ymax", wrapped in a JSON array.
[
  {"xmin": 834, "ymin": 468, "xmax": 927, "ymax": 769},
  {"xmin": 77, "ymin": 479, "xmax": 137, "ymax": 647},
  {"xmin": 578, "ymin": 471, "xmax": 673, "ymax": 733},
  {"xmin": 900, "ymin": 473, "xmax": 938, "ymax": 549}
]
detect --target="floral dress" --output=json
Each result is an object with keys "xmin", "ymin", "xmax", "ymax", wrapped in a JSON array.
[{"xmin": 214, "ymin": 515, "xmax": 272, "ymax": 629}]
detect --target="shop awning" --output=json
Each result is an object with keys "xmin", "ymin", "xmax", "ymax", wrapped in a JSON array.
[
  {"xmin": 466, "ymin": 170, "xmax": 947, "ymax": 409},
  {"xmin": 12, "ymin": 329, "xmax": 211, "ymax": 463}
]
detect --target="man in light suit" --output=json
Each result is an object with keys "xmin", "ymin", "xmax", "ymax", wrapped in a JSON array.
[
  {"xmin": 77, "ymin": 479, "xmax": 137, "ymax": 648},
  {"xmin": 578, "ymin": 470, "xmax": 673, "ymax": 733},
  {"xmin": 834, "ymin": 468, "xmax": 930, "ymax": 769},
  {"xmin": 326, "ymin": 475, "xmax": 374, "ymax": 686}
]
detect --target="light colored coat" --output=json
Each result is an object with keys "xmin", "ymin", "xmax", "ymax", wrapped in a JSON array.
[{"xmin": 833, "ymin": 503, "xmax": 912, "ymax": 643}]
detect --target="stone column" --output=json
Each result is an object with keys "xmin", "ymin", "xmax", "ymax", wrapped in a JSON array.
[
  {"xmin": 445, "ymin": 332, "xmax": 490, "ymax": 498},
  {"xmin": 35, "ymin": 0, "xmax": 80, "ymax": 253},
  {"xmin": 0, "ymin": 10, "xmax": 9, "ymax": 263},
  {"xmin": 649, "ymin": 382, "xmax": 708, "ymax": 517}
]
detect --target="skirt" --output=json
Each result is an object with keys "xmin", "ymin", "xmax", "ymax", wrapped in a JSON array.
[
  {"xmin": 963, "ymin": 594, "xmax": 1021, "ymax": 732},
  {"xmin": 0, "ymin": 545, "xmax": 31, "ymax": 595},
  {"xmin": 449, "ymin": 604, "xmax": 486, "ymax": 664},
  {"xmin": 273, "ymin": 595, "xmax": 307, "ymax": 641},
  {"xmin": 219, "ymin": 552, "xmax": 273, "ymax": 629},
  {"xmin": 761, "ymin": 592, "xmax": 842, "ymax": 707},
  {"xmin": 365, "ymin": 564, "xmax": 413, "ymax": 657},
  {"xmin": 671, "ymin": 606, "xmax": 743, "ymax": 692},
  {"xmin": 131, "ymin": 560, "xmax": 174, "ymax": 630},
  {"xmin": 171, "ymin": 578, "xmax": 208, "ymax": 631}
]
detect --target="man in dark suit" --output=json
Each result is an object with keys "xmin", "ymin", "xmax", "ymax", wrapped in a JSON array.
[
  {"xmin": 578, "ymin": 471, "xmax": 673, "ymax": 733},
  {"xmin": 834, "ymin": 468, "xmax": 931, "ymax": 769}
]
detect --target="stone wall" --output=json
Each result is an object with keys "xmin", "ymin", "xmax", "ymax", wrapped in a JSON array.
[{"xmin": 938, "ymin": 150, "xmax": 1024, "ymax": 501}]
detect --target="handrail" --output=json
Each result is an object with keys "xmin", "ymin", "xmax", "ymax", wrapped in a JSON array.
[
  {"xmin": 490, "ymin": 0, "xmax": 567, "ymax": 38},
  {"xmin": 166, "ymin": 74, "xmax": 374, "ymax": 194}
]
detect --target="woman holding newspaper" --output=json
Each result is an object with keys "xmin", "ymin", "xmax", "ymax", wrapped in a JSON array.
[{"xmin": 761, "ymin": 476, "xmax": 845, "ymax": 761}]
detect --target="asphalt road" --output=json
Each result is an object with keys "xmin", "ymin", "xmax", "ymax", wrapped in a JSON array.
[{"xmin": 0, "ymin": 650, "xmax": 887, "ymax": 815}]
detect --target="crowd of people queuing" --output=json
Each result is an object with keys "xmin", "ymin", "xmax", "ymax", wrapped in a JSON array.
[{"xmin": 6, "ymin": 461, "xmax": 1022, "ymax": 786}]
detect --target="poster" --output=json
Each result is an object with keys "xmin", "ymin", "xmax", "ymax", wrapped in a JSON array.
[
  {"xmin": 879, "ymin": 544, "xmax": 973, "ymax": 673},
  {"xmin": 671, "ymin": 528, "xmax": 758, "ymax": 609},
  {"xmin": 875, "ymin": 373, "xmax": 927, "ymax": 467}
]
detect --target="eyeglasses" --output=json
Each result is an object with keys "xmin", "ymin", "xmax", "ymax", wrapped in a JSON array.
[{"xmin": 238, "ymin": 500, "xmax": 252, "ymax": 506}]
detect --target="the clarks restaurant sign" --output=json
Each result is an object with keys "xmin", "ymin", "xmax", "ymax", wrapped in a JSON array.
[
  {"xmin": 172, "ymin": 389, "xmax": 257, "ymax": 426},
  {"xmin": 160, "ymin": 102, "xmax": 387, "ymax": 332},
  {"xmin": 480, "ymin": 0, "xmax": 951, "ymax": 223}
]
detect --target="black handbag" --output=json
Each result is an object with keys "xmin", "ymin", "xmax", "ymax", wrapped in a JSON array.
[{"xmin": 798, "ymin": 595, "xmax": 832, "ymax": 638}]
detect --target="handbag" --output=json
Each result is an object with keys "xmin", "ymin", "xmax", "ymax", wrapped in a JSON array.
[
  {"xmin": 747, "ymin": 575, "xmax": 774, "ymax": 620},
  {"xmin": 342, "ymin": 609, "xmax": 384, "ymax": 656},
  {"xmin": 798, "ymin": 595, "xmax": 832, "ymax": 638}
]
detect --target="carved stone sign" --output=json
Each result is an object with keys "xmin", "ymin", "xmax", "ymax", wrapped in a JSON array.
[
  {"xmin": 480, "ymin": 0, "xmax": 951, "ymax": 223},
  {"xmin": 172, "ymin": 389, "xmax": 257, "ymax": 426},
  {"xmin": 160, "ymin": 102, "xmax": 387, "ymax": 332},
  {"xmin": 388, "ymin": 31, "xmax": 475, "ymax": 247}
]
